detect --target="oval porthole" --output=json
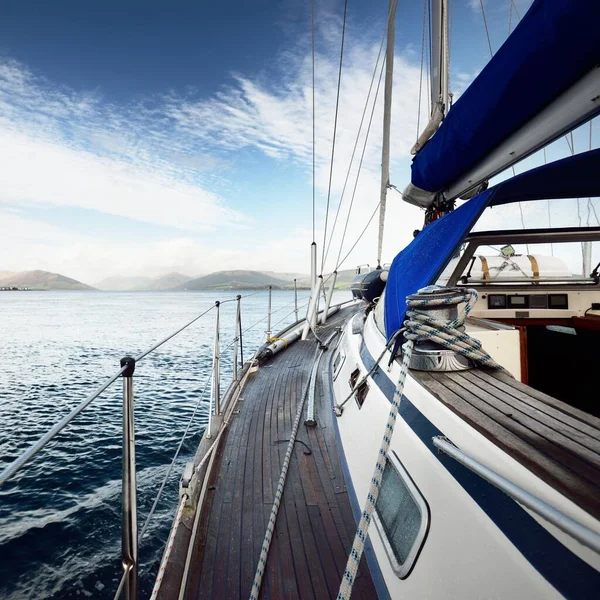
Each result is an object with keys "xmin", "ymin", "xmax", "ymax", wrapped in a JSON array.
[{"xmin": 373, "ymin": 452, "xmax": 430, "ymax": 578}]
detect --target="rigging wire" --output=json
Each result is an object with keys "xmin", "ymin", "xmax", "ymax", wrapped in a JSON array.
[
  {"xmin": 311, "ymin": 0, "xmax": 316, "ymax": 244},
  {"xmin": 479, "ymin": 0, "xmax": 494, "ymax": 58},
  {"xmin": 138, "ymin": 374, "xmax": 212, "ymax": 543},
  {"xmin": 334, "ymin": 52, "xmax": 387, "ymax": 270},
  {"xmin": 320, "ymin": 0, "xmax": 349, "ymax": 274},
  {"xmin": 510, "ymin": 0, "xmax": 522, "ymax": 20},
  {"xmin": 321, "ymin": 3, "xmax": 392, "ymax": 270},
  {"xmin": 543, "ymin": 147, "xmax": 555, "ymax": 256},
  {"xmin": 511, "ymin": 165, "xmax": 530, "ymax": 254},
  {"xmin": 336, "ymin": 200, "xmax": 382, "ymax": 271}
]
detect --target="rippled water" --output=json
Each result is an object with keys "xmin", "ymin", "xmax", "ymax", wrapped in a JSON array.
[{"xmin": 0, "ymin": 289, "xmax": 344, "ymax": 599}]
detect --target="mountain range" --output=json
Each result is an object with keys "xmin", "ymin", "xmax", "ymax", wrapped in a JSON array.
[
  {"xmin": 94, "ymin": 272, "xmax": 193, "ymax": 291},
  {"xmin": 0, "ymin": 269, "xmax": 358, "ymax": 291},
  {"xmin": 176, "ymin": 270, "xmax": 290, "ymax": 290}
]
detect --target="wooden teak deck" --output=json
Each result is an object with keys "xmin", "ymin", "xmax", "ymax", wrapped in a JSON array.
[
  {"xmin": 182, "ymin": 308, "xmax": 377, "ymax": 599},
  {"xmin": 412, "ymin": 368, "xmax": 600, "ymax": 520}
]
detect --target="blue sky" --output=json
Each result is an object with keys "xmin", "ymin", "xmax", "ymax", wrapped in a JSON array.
[{"xmin": 3, "ymin": 0, "xmax": 591, "ymax": 284}]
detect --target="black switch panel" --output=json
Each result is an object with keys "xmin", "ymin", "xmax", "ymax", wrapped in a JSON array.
[
  {"xmin": 508, "ymin": 295, "xmax": 529, "ymax": 308},
  {"xmin": 488, "ymin": 294, "xmax": 506, "ymax": 309},
  {"xmin": 529, "ymin": 295, "xmax": 548, "ymax": 309},
  {"xmin": 549, "ymin": 294, "xmax": 568, "ymax": 309}
]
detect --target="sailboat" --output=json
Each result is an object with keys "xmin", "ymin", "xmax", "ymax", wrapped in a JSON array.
[
  {"xmin": 145, "ymin": 0, "xmax": 600, "ymax": 597},
  {"xmin": 2, "ymin": 0, "xmax": 600, "ymax": 598}
]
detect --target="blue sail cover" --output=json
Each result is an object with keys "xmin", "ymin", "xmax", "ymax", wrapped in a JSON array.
[
  {"xmin": 384, "ymin": 149, "xmax": 600, "ymax": 339},
  {"xmin": 384, "ymin": 191, "xmax": 492, "ymax": 339},
  {"xmin": 490, "ymin": 148, "xmax": 600, "ymax": 206},
  {"xmin": 411, "ymin": 0, "xmax": 600, "ymax": 194}
]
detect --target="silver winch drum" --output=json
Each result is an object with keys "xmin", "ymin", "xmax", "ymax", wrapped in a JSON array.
[{"xmin": 405, "ymin": 288, "xmax": 474, "ymax": 372}]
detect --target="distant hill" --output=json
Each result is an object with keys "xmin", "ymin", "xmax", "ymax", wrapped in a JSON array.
[
  {"xmin": 333, "ymin": 269, "xmax": 360, "ymax": 289},
  {"xmin": 0, "ymin": 270, "xmax": 93, "ymax": 290},
  {"xmin": 288, "ymin": 269, "xmax": 357, "ymax": 290},
  {"xmin": 90, "ymin": 269, "xmax": 356, "ymax": 292},
  {"xmin": 95, "ymin": 273, "xmax": 193, "ymax": 291},
  {"xmin": 261, "ymin": 271, "xmax": 309, "ymax": 282},
  {"xmin": 148, "ymin": 272, "xmax": 193, "ymax": 290},
  {"xmin": 177, "ymin": 270, "xmax": 288, "ymax": 290}
]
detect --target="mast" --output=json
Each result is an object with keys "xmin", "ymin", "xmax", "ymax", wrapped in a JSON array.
[
  {"xmin": 411, "ymin": 0, "xmax": 449, "ymax": 155},
  {"xmin": 376, "ymin": 0, "xmax": 398, "ymax": 268},
  {"xmin": 431, "ymin": 0, "xmax": 449, "ymax": 118}
]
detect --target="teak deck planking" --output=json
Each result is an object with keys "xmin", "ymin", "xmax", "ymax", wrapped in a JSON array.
[
  {"xmin": 183, "ymin": 307, "xmax": 377, "ymax": 599},
  {"xmin": 411, "ymin": 367, "xmax": 600, "ymax": 520}
]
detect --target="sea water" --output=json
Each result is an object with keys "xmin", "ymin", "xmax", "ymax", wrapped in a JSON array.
[{"xmin": 0, "ymin": 289, "xmax": 345, "ymax": 599}]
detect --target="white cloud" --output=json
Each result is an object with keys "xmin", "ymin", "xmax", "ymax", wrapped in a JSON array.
[
  {"xmin": 0, "ymin": 128, "xmax": 244, "ymax": 231},
  {"xmin": 0, "ymin": 14, "xmax": 429, "ymax": 280},
  {"xmin": 0, "ymin": 61, "xmax": 244, "ymax": 232},
  {"xmin": 0, "ymin": 209, "xmax": 315, "ymax": 284}
]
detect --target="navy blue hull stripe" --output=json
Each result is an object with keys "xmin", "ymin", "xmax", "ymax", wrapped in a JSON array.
[
  {"xmin": 357, "ymin": 340, "xmax": 600, "ymax": 599},
  {"xmin": 327, "ymin": 350, "xmax": 392, "ymax": 600}
]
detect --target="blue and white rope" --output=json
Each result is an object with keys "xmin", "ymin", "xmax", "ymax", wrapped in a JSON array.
[
  {"xmin": 337, "ymin": 287, "xmax": 504, "ymax": 600},
  {"xmin": 404, "ymin": 286, "xmax": 506, "ymax": 371}
]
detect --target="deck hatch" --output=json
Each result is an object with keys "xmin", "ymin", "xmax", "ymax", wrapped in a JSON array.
[{"xmin": 373, "ymin": 451, "xmax": 429, "ymax": 578}]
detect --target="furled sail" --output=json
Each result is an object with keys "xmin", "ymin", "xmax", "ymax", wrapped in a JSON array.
[{"xmin": 403, "ymin": 0, "xmax": 600, "ymax": 208}]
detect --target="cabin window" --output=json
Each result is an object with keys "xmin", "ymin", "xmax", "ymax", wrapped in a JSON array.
[
  {"xmin": 333, "ymin": 349, "xmax": 346, "ymax": 380},
  {"xmin": 348, "ymin": 368, "xmax": 369, "ymax": 408},
  {"xmin": 349, "ymin": 368, "xmax": 360, "ymax": 388},
  {"xmin": 374, "ymin": 452, "xmax": 429, "ymax": 578}
]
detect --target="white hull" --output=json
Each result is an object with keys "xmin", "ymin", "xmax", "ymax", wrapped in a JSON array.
[{"xmin": 331, "ymin": 308, "xmax": 600, "ymax": 598}]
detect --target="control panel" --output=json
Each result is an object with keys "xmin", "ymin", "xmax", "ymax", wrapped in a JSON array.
[{"xmin": 487, "ymin": 293, "xmax": 568, "ymax": 310}]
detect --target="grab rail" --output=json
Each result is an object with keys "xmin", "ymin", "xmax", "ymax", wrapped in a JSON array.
[
  {"xmin": 433, "ymin": 436, "xmax": 600, "ymax": 554},
  {"xmin": 0, "ymin": 302, "xmax": 215, "ymax": 487}
]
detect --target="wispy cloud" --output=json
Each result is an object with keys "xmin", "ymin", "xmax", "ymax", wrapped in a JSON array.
[
  {"xmin": 0, "ymin": 10, "xmax": 429, "ymax": 279},
  {"xmin": 165, "ymin": 23, "xmax": 426, "ymax": 271},
  {"xmin": 0, "ymin": 59, "xmax": 242, "ymax": 231}
]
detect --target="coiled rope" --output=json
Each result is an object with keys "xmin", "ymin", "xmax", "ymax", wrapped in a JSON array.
[
  {"xmin": 404, "ymin": 286, "xmax": 506, "ymax": 371},
  {"xmin": 337, "ymin": 286, "xmax": 505, "ymax": 600}
]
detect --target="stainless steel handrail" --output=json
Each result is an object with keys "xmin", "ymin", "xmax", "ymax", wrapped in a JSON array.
[
  {"xmin": 233, "ymin": 295, "xmax": 242, "ymax": 381},
  {"xmin": 433, "ymin": 436, "xmax": 600, "ymax": 554},
  {"xmin": 207, "ymin": 301, "xmax": 221, "ymax": 438},
  {"xmin": 121, "ymin": 357, "xmax": 138, "ymax": 600},
  {"xmin": 0, "ymin": 365, "xmax": 127, "ymax": 486},
  {"xmin": 0, "ymin": 304, "xmax": 217, "ymax": 487}
]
